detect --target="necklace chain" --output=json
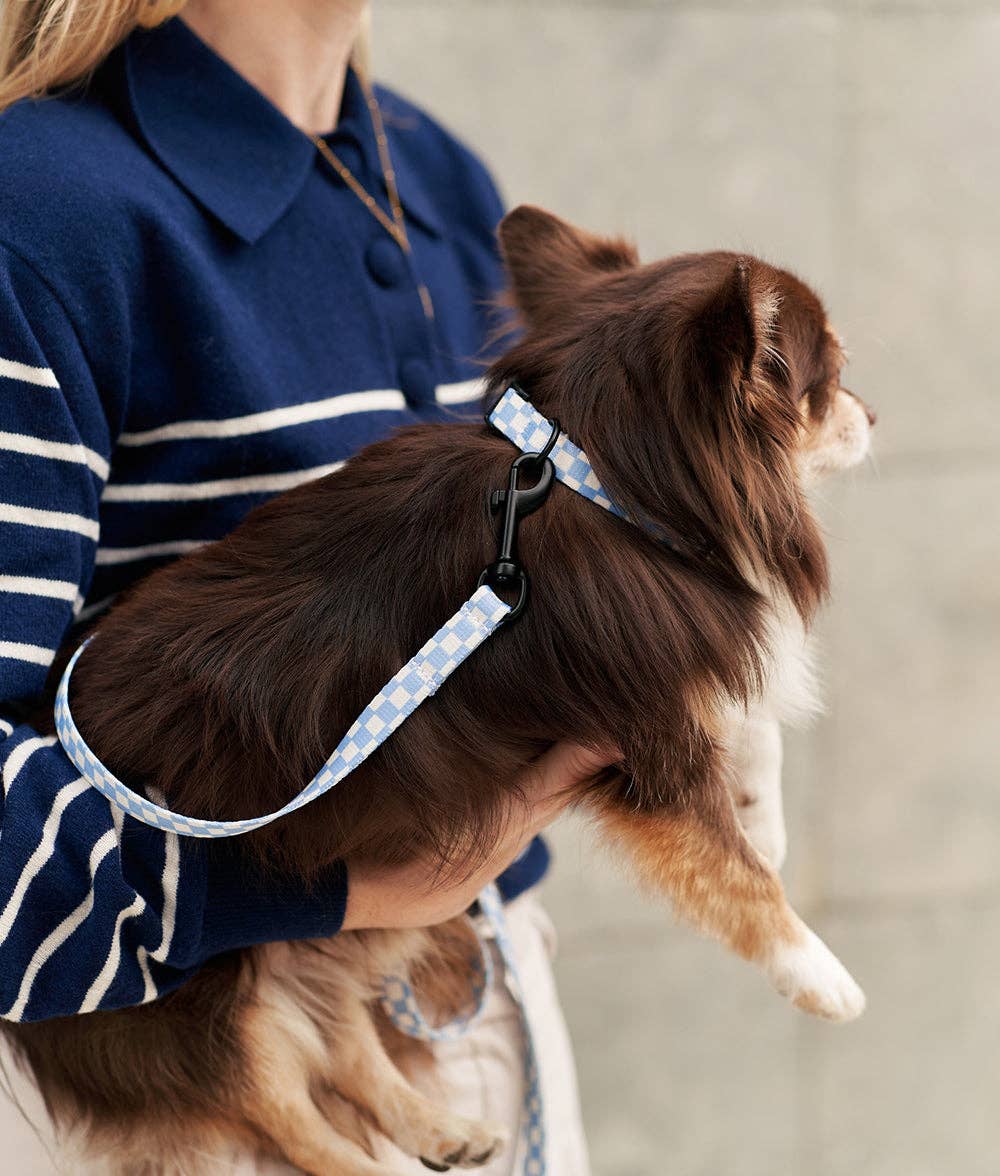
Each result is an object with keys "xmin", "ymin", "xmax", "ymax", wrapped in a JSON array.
[{"xmin": 312, "ymin": 77, "xmax": 434, "ymax": 320}]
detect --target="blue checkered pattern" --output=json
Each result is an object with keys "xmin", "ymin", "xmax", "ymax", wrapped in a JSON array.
[
  {"xmin": 379, "ymin": 916, "xmax": 493, "ymax": 1043},
  {"xmin": 489, "ymin": 387, "xmax": 627, "ymax": 521},
  {"xmin": 54, "ymin": 586, "xmax": 510, "ymax": 838},
  {"xmin": 478, "ymin": 882, "xmax": 547, "ymax": 1176},
  {"xmin": 380, "ymin": 883, "xmax": 546, "ymax": 1175}
]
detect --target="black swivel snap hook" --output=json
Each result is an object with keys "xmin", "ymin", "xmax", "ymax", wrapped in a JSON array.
[{"xmin": 477, "ymin": 420, "xmax": 561, "ymax": 623}]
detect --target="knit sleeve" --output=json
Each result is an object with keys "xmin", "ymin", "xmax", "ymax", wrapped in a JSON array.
[
  {"xmin": 0, "ymin": 241, "xmax": 130, "ymax": 1018},
  {"xmin": 0, "ymin": 243, "xmax": 107, "ymax": 699},
  {"xmin": 0, "ymin": 244, "xmax": 349, "ymax": 1020}
]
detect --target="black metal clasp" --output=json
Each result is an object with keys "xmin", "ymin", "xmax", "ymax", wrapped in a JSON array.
[{"xmin": 478, "ymin": 421, "xmax": 560, "ymax": 623}]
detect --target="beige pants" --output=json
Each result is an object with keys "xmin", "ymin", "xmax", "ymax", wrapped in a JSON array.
[{"xmin": 0, "ymin": 893, "xmax": 589, "ymax": 1176}]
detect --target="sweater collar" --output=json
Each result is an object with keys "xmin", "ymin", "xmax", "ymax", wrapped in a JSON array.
[{"xmin": 123, "ymin": 18, "xmax": 442, "ymax": 244}]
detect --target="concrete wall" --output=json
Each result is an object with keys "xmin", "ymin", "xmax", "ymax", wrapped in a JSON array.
[{"xmin": 375, "ymin": 4, "xmax": 1000, "ymax": 1174}]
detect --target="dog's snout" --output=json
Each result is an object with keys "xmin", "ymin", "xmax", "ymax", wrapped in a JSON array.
[{"xmin": 843, "ymin": 387, "xmax": 876, "ymax": 428}]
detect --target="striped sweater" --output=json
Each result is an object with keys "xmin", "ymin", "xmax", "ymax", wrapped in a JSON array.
[{"xmin": 0, "ymin": 18, "xmax": 547, "ymax": 1022}]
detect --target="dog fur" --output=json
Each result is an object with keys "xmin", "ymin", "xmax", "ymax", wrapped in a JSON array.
[{"xmin": 3, "ymin": 206, "xmax": 875, "ymax": 1173}]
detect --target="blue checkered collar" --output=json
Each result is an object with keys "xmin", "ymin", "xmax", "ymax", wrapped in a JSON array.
[
  {"xmin": 488, "ymin": 386, "xmax": 707, "ymax": 561},
  {"xmin": 487, "ymin": 387, "xmax": 627, "ymax": 519}
]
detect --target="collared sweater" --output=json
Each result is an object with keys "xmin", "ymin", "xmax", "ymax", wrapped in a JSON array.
[{"xmin": 0, "ymin": 17, "xmax": 548, "ymax": 1022}]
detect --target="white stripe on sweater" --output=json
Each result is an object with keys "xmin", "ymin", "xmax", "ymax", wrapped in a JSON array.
[
  {"xmin": 77, "ymin": 592, "xmax": 117, "ymax": 621},
  {"xmin": 78, "ymin": 805, "xmax": 142, "ymax": 1013},
  {"xmin": 133, "ymin": 789, "xmax": 179, "ymax": 1005},
  {"xmin": 136, "ymin": 931, "xmax": 157, "ymax": 1004},
  {"xmin": 0, "ymin": 501, "xmax": 99, "ymax": 540},
  {"xmin": 118, "ymin": 387, "xmax": 408, "ymax": 446},
  {"xmin": 144, "ymin": 789, "xmax": 179, "ymax": 967},
  {"xmin": 0, "ymin": 776, "xmax": 90, "ymax": 948},
  {"xmin": 0, "ymin": 641, "xmax": 56, "ymax": 668},
  {"xmin": 1, "ymin": 735, "xmax": 57, "ymax": 797},
  {"xmin": 436, "ymin": 379, "xmax": 482, "ymax": 406},
  {"xmin": 149, "ymin": 842, "xmax": 179, "ymax": 970},
  {"xmin": 0, "ymin": 356, "xmax": 59, "ymax": 389},
  {"xmin": 102, "ymin": 461, "xmax": 343, "ymax": 503},
  {"xmin": 115, "ymin": 379, "xmax": 481, "ymax": 446},
  {"xmin": 0, "ymin": 574, "xmax": 79, "ymax": 603},
  {"xmin": 0, "ymin": 430, "xmax": 109, "ymax": 480},
  {"xmin": 0, "ymin": 719, "xmax": 12, "ymax": 737},
  {"xmin": 5, "ymin": 827, "xmax": 119, "ymax": 1020},
  {"xmin": 95, "ymin": 539, "xmax": 206, "ymax": 566},
  {"xmin": 79, "ymin": 892, "xmax": 147, "ymax": 1014}
]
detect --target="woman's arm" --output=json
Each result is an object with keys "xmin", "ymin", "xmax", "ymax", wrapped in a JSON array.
[
  {"xmin": 0, "ymin": 245, "xmax": 344, "ymax": 1018},
  {"xmin": 343, "ymin": 742, "xmax": 616, "ymax": 930}
]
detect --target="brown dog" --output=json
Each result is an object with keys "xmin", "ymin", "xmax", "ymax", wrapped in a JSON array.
[{"xmin": 5, "ymin": 206, "xmax": 873, "ymax": 1174}]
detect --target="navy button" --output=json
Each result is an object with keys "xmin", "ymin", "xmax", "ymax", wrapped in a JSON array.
[
  {"xmin": 366, "ymin": 237, "xmax": 407, "ymax": 287},
  {"xmin": 399, "ymin": 357, "xmax": 436, "ymax": 406}
]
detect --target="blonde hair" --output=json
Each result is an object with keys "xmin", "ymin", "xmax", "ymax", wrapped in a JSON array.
[
  {"xmin": 0, "ymin": 0, "xmax": 372, "ymax": 113},
  {"xmin": 0, "ymin": 0, "xmax": 185, "ymax": 111}
]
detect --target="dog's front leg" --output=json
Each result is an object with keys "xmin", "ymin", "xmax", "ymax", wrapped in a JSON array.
[
  {"xmin": 595, "ymin": 775, "xmax": 864, "ymax": 1022},
  {"xmin": 323, "ymin": 993, "xmax": 508, "ymax": 1171},
  {"xmin": 241, "ymin": 1000, "xmax": 408, "ymax": 1176},
  {"xmin": 723, "ymin": 705, "xmax": 787, "ymax": 869}
]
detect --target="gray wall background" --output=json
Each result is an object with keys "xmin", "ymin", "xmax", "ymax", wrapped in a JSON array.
[{"xmin": 375, "ymin": 5, "xmax": 1000, "ymax": 1175}]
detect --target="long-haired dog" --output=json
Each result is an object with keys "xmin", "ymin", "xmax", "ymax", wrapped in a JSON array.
[{"xmin": 4, "ymin": 206, "xmax": 874, "ymax": 1174}]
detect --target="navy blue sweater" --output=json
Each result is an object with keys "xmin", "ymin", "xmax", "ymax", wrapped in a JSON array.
[{"xmin": 0, "ymin": 17, "xmax": 547, "ymax": 1022}]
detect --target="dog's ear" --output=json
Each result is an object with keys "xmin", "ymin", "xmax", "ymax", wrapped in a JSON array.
[
  {"xmin": 498, "ymin": 205, "xmax": 638, "ymax": 323},
  {"xmin": 686, "ymin": 257, "xmax": 779, "ymax": 400}
]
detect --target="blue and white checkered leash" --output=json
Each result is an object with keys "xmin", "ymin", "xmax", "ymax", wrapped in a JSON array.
[{"xmin": 55, "ymin": 386, "xmax": 622, "ymax": 1176}]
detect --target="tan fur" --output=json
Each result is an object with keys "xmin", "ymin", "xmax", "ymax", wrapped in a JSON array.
[
  {"xmin": 596, "ymin": 796, "xmax": 801, "ymax": 965},
  {"xmin": 236, "ymin": 928, "xmax": 505, "ymax": 1173},
  {"xmin": 595, "ymin": 794, "xmax": 865, "ymax": 1022}
]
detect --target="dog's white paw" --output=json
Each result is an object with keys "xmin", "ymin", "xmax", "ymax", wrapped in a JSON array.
[
  {"xmin": 767, "ymin": 926, "xmax": 866, "ymax": 1022},
  {"xmin": 417, "ymin": 1117, "xmax": 508, "ymax": 1170},
  {"xmin": 737, "ymin": 796, "xmax": 788, "ymax": 870}
]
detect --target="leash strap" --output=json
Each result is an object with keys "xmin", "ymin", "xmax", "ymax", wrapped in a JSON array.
[
  {"xmin": 55, "ymin": 388, "xmax": 611, "ymax": 838},
  {"xmin": 379, "ymin": 911, "xmax": 494, "ymax": 1044},
  {"xmin": 55, "ymin": 586, "xmax": 510, "ymax": 837},
  {"xmin": 379, "ymin": 882, "xmax": 545, "ymax": 1176},
  {"xmin": 478, "ymin": 883, "xmax": 547, "ymax": 1175}
]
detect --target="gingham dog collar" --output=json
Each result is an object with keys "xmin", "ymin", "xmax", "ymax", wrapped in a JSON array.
[
  {"xmin": 490, "ymin": 386, "xmax": 703, "ymax": 560},
  {"xmin": 488, "ymin": 386, "xmax": 625, "ymax": 518}
]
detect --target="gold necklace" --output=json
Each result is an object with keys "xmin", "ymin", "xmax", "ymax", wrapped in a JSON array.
[{"xmin": 312, "ymin": 77, "xmax": 434, "ymax": 320}]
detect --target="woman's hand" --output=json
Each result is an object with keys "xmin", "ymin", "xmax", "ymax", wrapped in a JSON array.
[{"xmin": 341, "ymin": 742, "xmax": 618, "ymax": 931}]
